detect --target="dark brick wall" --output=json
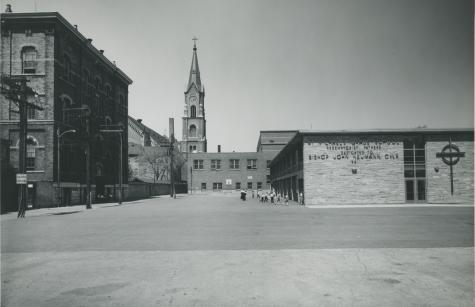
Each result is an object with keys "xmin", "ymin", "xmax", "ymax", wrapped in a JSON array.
[{"xmin": 1, "ymin": 13, "xmax": 131, "ymax": 208}]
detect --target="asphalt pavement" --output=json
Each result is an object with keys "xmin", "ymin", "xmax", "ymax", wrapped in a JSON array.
[{"xmin": 1, "ymin": 194, "xmax": 474, "ymax": 306}]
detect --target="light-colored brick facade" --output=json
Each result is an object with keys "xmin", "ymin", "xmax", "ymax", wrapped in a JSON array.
[
  {"xmin": 186, "ymin": 151, "xmax": 275, "ymax": 192},
  {"xmin": 270, "ymin": 130, "xmax": 474, "ymax": 205}
]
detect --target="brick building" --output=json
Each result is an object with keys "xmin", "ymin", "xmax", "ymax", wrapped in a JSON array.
[
  {"xmin": 270, "ymin": 129, "xmax": 474, "ymax": 205},
  {"xmin": 0, "ymin": 10, "xmax": 132, "ymax": 208}
]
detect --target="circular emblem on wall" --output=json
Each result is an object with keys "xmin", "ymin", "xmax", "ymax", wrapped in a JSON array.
[{"xmin": 439, "ymin": 144, "xmax": 463, "ymax": 166}]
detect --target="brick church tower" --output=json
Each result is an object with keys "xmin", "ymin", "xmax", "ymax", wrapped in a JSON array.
[{"xmin": 182, "ymin": 39, "xmax": 207, "ymax": 153}]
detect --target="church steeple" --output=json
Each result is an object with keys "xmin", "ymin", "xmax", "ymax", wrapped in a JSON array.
[
  {"xmin": 186, "ymin": 37, "xmax": 202, "ymax": 92},
  {"xmin": 182, "ymin": 37, "xmax": 207, "ymax": 153}
]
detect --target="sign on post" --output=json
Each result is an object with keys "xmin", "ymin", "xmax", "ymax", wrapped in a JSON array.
[{"xmin": 16, "ymin": 173, "xmax": 27, "ymax": 184}]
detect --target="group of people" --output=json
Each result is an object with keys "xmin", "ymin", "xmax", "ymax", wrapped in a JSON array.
[{"xmin": 239, "ymin": 189, "xmax": 304, "ymax": 206}]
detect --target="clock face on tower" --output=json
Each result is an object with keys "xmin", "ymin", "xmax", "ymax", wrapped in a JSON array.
[{"xmin": 190, "ymin": 96, "xmax": 197, "ymax": 104}]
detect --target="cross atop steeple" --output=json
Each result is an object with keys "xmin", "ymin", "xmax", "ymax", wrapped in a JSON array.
[{"xmin": 192, "ymin": 36, "xmax": 198, "ymax": 50}]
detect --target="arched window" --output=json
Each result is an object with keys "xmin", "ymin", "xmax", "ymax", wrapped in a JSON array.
[
  {"xmin": 64, "ymin": 55, "xmax": 72, "ymax": 80},
  {"xmin": 95, "ymin": 163, "xmax": 103, "ymax": 177},
  {"xmin": 95, "ymin": 77, "xmax": 102, "ymax": 91},
  {"xmin": 189, "ymin": 125, "xmax": 197, "ymax": 137},
  {"xmin": 105, "ymin": 116, "xmax": 112, "ymax": 126},
  {"xmin": 61, "ymin": 96, "xmax": 73, "ymax": 123},
  {"xmin": 190, "ymin": 105, "xmax": 196, "ymax": 118},
  {"xmin": 21, "ymin": 46, "xmax": 37, "ymax": 74}
]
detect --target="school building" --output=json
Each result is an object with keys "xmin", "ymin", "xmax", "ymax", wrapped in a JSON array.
[{"xmin": 269, "ymin": 129, "xmax": 474, "ymax": 205}]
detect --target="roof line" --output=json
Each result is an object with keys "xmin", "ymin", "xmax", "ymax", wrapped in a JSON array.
[{"xmin": 1, "ymin": 12, "xmax": 132, "ymax": 84}]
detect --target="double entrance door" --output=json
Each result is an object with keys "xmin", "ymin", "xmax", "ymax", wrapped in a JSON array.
[{"xmin": 405, "ymin": 179, "xmax": 426, "ymax": 202}]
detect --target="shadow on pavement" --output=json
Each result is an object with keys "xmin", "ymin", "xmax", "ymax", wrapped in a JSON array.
[{"xmin": 48, "ymin": 211, "xmax": 82, "ymax": 216}]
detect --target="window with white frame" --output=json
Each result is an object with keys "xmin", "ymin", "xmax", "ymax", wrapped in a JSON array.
[
  {"xmin": 229, "ymin": 159, "xmax": 240, "ymax": 169},
  {"xmin": 193, "ymin": 159, "xmax": 203, "ymax": 170},
  {"xmin": 22, "ymin": 46, "xmax": 37, "ymax": 74},
  {"xmin": 247, "ymin": 159, "xmax": 257, "ymax": 170},
  {"xmin": 211, "ymin": 159, "xmax": 221, "ymax": 170}
]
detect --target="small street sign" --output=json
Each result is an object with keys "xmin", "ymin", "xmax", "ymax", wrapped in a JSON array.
[{"xmin": 16, "ymin": 173, "xmax": 27, "ymax": 184}]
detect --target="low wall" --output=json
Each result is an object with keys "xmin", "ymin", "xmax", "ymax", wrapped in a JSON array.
[{"xmin": 126, "ymin": 182, "xmax": 187, "ymax": 200}]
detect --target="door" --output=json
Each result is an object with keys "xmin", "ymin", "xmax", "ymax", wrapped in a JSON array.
[{"xmin": 405, "ymin": 179, "xmax": 426, "ymax": 202}]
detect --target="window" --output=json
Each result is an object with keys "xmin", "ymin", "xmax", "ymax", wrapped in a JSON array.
[
  {"xmin": 247, "ymin": 159, "xmax": 257, "ymax": 170},
  {"xmin": 189, "ymin": 145, "xmax": 197, "ymax": 152},
  {"xmin": 211, "ymin": 159, "xmax": 221, "ymax": 170},
  {"xmin": 247, "ymin": 182, "xmax": 253, "ymax": 189},
  {"xmin": 27, "ymin": 107, "xmax": 36, "ymax": 119},
  {"xmin": 266, "ymin": 160, "xmax": 271, "ymax": 169},
  {"xmin": 193, "ymin": 159, "xmax": 203, "ymax": 170},
  {"xmin": 21, "ymin": 46, "xmax": 37, "ymax": 74},
  {"xmin": 105, "ymin": 84, "xmax": 112, "ymax": 97},
  {"xmin": 62, "ymin": 97, "xmax": 72, "ymax": 123},
  {"xmin": 201, "ymin": 183, "xmax": 206, "ymax": 190},
  {"xmin": 26, "ymin": 147, "xmax": 36, "ymax": 170},
  {"xmin": 189, "ymin": 125, "xmax": 197, "ymax": 137},
  {"xmin": 229, "ymin": 159, "xmax": 240, "ymax": 169},
  {"xmin": 95, "ymin": 77, "xmax": 102, "ymax": 91},
  {"xmin": 213, "ymin": 182, "xmax": 222, "ymax": 191},
  {"xmin": 83, "ymin": 69, "xmax": 90, "ymax": 83},
  {"xmin": 105, "ymin": 116, "xmax": 112, "ymax": 125},
  {"xmin": 190, "ymin": 105, "xmax": 196, "ymax": 118},
  {"xmin": 257, "ymin": 182, "xmax": 262, "ymax": 190},
  {"xmin": 26, "ymin": 136, "xmax": 38, "ymax": 170},
  {"xmin": 235, "ymin": 182, "xmax": 241, "ymax": 190},
  {"xmin": 64, "ymin": 55, "xmax": 71, "ymax": 80},
  {"xmin": 266, "ymin": 175, "xmax": 271, "ymax": 184}
]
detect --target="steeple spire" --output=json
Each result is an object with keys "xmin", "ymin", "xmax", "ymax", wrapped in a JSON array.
[{"xmin": 186, "ymin": 37, "xmax": 202, "ymax": 92}]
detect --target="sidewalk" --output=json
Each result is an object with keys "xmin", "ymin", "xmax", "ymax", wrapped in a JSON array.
[
  {"xmin": 306, "ymin": 203, "xmax": 474, "ymax": 209},
  {"xmin": 0, "ymin": 197, "xmax": 161, "ymax": 221}
]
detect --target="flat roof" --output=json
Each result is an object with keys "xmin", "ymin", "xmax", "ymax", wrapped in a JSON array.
[
  {"xmin": 1, "ymin": 12, "xmax": 133, "ymax": 84},
  {"xmin": 297, "ymin": 128, "xmax": 474, "ymax": 135},
  {"xmin": 269, "ymin": 128, "xmax": 474, "ymax": 167}
]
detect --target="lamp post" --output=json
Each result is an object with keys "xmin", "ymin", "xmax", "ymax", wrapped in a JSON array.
[{"xmin": 57, "ymin": 128, "xmax": 76, "ymax": 207}]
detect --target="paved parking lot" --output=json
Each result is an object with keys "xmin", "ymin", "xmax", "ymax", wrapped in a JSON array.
[{"xmin": 1, "ymin": 195, "xmax": 474, "ymax": 306}]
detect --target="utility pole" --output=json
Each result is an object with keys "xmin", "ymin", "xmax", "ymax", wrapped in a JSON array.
[
  {"xmin": 1, "ymin": 74, "xmax": 43, "ymax": 218},
  {"xmin": 100, "ymin": 124, "xmax": 124, "ymax": 204},
  {"xmin": 17, "ymin": 80, "xmax": 27, "ymax": 218},
  {"xmin": 63, "ymin": 106, "xmax": 91, "ymax": 209}
]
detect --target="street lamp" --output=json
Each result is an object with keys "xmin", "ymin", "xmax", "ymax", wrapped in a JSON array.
[{"xmin": 57, "ymin": 128, "xmax": 76, "ymax": 207}]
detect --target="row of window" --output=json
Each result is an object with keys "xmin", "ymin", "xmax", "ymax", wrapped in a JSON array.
[
  {"xmin": 193, "ymin": 159, "xmax": 271, "ymax": 170},
  {"xmin": 203, "ymin": 182, "xmax": 265, "ymax": 191},
  {"xmin": 19, "ymin": 47, "xmax": 120, "ymax": 96}
]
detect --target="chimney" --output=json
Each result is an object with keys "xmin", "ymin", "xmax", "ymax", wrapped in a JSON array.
[
  {"xmin": 169, "ymin": 118, "xmax": 175, "ymax": 142},
  {"xmin": 87, "ymin": 38, "xmax": 93, "ymax": 44},
  {"xmin": 74, "ymin": 25, "xmax": 78, "ymax": 30},
  {"xmin": 137, "ymin": 119, "xmax": 142, "ymax": 123},
  {"xmin": 99, "ymin": 50, "xmax": 104, "ymax": 54},
  {"xmin": 218, "ymin": 145, "xmax": 221, "ymax": 153},
  {"xmin": 5, "ymin": 4, "xmax": 12, "ymax": 13}
]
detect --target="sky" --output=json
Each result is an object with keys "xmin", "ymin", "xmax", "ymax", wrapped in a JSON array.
[{"xmin": 2, "ymin": 0, "xmax": 473, "ymax": 152}]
